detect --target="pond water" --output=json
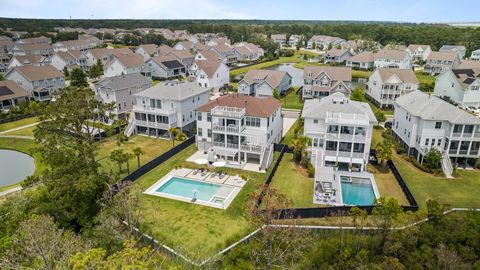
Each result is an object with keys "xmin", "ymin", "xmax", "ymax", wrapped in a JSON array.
[
  {"xmin": 265, "ymin": 63, "xmax": 304, "ymax": 86},
  {"xmin": 0, "ymin": 149, "xmax": 35, "ymax": 187}
]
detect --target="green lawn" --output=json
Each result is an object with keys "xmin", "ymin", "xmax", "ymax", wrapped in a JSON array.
[
  {"xmin": 96, "ymin": 135, "xmax": 175, "ymax": 177},
  {"xmin": 352, "ymin": 69, "xmax": 372, "ymax": 79},
  {"xmin": 3, "ymin": 125, "xmax": 37, "ymax": 136},
  {"xmin": 230, "ymin": 54, "xmax": 305, "ymax": 76},
  {"xmin": 0, "ymin": 117, "xmax": 39, "ymax": 132},
  {"xmin": 368, "ymin": 165, "xmax": 409, "ymax": 205},
  {"xmin": 415, "ymin": 71, "xmax": 436, "ymax": 85},
  {"xmin": 133, "ymin": 144, "xmax": 275, "ymax": 259},
  {"xmin": 280, "ymin": 89, "xmax": 304, "ymax": 110}
]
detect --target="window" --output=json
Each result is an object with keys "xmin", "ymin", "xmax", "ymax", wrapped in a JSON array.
[
  {"xmin": 425, "ymin": 138, "xmax": 429, "ymax": 146},
  {"xmin": 472, "ymin": 86, "xmax": 479, "ymax": 91},
  {"xmin": 313, "ymin": 119, "xmax": 318, "ymax": 124},
  {"xmin": 464, "ymin": 125, "xmax": 474, "ymax": 134},
  {"xmin": 435, "ymin": 122, "xmax": 442, "ymax": 129},
  {"xmin": 245, "ymin": 117, "xmax": 260, "ymax": 127},
  {"xmin": 207, "ymin": 113, "xmax": 211, "ymax": 122},
  {"xmin": 437, "ymin": 139, "xmax": 442, "ymax": 146},
  {"xmin": 197, "ymin": 113, "xmax": 202, "ymax": 121},
  {"xmin": 327, "ymin": 125, "xmax": 339, "ymax": 133},
  {"xmin": 207, "ymin": 129, "xmax": 212, "ymax": 138},
  {"xmin": 118, "ymin": 103, "xmax": 122, "ymax": 110},
  {"xmin": 453, "ymin": 125, "xmax": 462, "ymax": 133},
  {"xmin": 198, "ymin": 128, "xmax": 203, "ymax": 137},
  {"xmin": 431, "ymin": 139, "xmax": 435, "ymax": 146}
]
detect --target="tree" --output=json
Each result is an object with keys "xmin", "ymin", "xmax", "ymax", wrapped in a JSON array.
[
  {"xmin": 133, "ymin": 147, "xmax": 144, "ymax": 168},
  {"xmin": 63, "ymin": 66, "xmax": 70, "ymax": 78},
  {"xmin": 350, "ymin": 87, "xmax": 366, "ymax": 102},
  {"xmin": 327, "ymin": 42, "xmax": 333, "ymax": 50},
  {"xmin": 289, "ymin": 135, "xmax": 311, "ymax": 164},
  {"xmin": 89, "ymin": 59, "xmax": 104, "ymax": 80},
  {"xmin": 123, "ymin": 152, "xmax": 133, "ymax": 175},
  {"xmin": 0, "ymin": 74, "xmax": 4, "ymax": 81},
  {"xmin": 426, "ymin": 199, "xmax": 444, "ymax": 225},
  {"xmin": 110, "ymin": 149, "xmax": 125, "ymax": 174},
  {"xmin": 376, "ymin": 140, "xmax": 393, "ymax": 170},
  {"xmin": 335, "ymin": 44, "xmax": 342, "ymax": 49},
  {"xmin": 175, "ymin": 132, "xmax": 187, "ymax": 142},
  {"xmin": 272, "ymin": 88, "xmax": 280, "ymax": 99},
  {"xmin": 372, "ymin": 197, "xmax": 403, "ymax": 253},
  {"xmin": 70, "ymin": 68, "xmax": 88, "ymax": 87},
  {"xmin": 350, "ymin": 206, "xmax": 368, "ymax": 228},
  {"xmin": 423, "ymin": 148, "xmax": 442, "ymax": 171},
  {"xmin": 33, "ymin": 86, "xmax": 115, "ymax": 227},
  {"xmin": 374, "ymin": 109, "xmax": 386, "ymax": 122},
  {"xmin": 168, "ymin": 127, "xmax": 179, "ymax": 147}
]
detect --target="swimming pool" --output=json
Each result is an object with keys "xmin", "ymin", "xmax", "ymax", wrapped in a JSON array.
[
  {"xmin": 146, "ymin": 175, "xmax": 238, "ymax": 209},
  {"xmin": 340, "ymin": 176, "xmax": 377, "ymax": 205}
]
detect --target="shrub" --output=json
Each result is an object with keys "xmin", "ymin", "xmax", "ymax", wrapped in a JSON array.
[{"xmin": 306, "ymin": 159, "xmax": 315, "ymax": 177}]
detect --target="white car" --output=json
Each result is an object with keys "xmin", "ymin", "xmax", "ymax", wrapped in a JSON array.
[{"xmin": 465, "ymin": 106, "xmax": 480, "ymax": 115}]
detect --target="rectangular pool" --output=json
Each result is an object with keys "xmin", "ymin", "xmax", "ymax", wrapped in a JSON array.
[{"xmin": 340, "ymin": 176, "xmax": 376, "ymax": 205}]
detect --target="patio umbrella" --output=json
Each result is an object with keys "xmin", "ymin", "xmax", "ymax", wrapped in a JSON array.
[{"xmin": 212, "ymin": 161, "xmax": 226, "ymax": 167}]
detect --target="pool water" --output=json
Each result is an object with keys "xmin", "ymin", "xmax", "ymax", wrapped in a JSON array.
[
  {"xmin": 156, "ymin": 177, "xmax": 231, "ymax": 202},
  {"xmin": 341, "ymin": 181, "xmax": 376, "ymax": 206}
]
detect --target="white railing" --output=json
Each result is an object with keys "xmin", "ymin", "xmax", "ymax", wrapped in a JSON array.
[
  {"xmin": 133, "ymin": 105, "xmax": 176, "ymax": 115},
  {"xmin": 134, "ymin": 120, "xmax": 175, "ymax": 129},
  {"xmin": 211, "ymin": 106, "xmax": 246, "ymax": 118},
  {"xmin": 240, "ymin": 144, "xmax": 263, "ymax": 153}
]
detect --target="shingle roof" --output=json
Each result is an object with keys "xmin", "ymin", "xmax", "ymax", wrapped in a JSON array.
[
  {"xmin": 458, "ymin": 60, "xmax": 480, "ymax": 69},
  {"xmin": 271, "ymin": 34, "xmax": 286, "ymax": 40},
  {"xmin": 135, "ymin": 81, "xmax": 210, "ymax": 100},
  {"xmin": 427, "ymin": 51, "xmax": 458, "ymax": 61},
  {"xmin": 0, "ymin": 80, "xmax": 29, "ymax": 101},
  {"xmin": 95, "ymin": 73, "xmax": 152, "ymax": 91},
  {"xmin": 211, "ymin": 43, "xmax": 233, "ymax": 53},
  {"xmin": 88, "ymin": 48, "xmax": 110, "ymax": 60},
  {"xmin": 242, "ymin": 69, "xmax": 290, "ymax": 89},
  {"xmin": 347, "ymin": 51, "xmax": 374, "ymax": 62},
  {"xmin": 14, "ymin": 43, "xmax": 53, "ymax": 51},
  {"xmin": 12, "ymin": 55, "xmax": 46, "ymax": 65},
  {"xmin": 303, "ymin": 66, "xmax": 352, "ymax": 81},
  {"xmin": 114, "ymin": 54, "xmax": 145, "ymax": 68},
  {"xmin": 451, "ymin": 68, "xmax": 480, "ymax": 88},
  {"xmin": 395, "ymin": 90, "xmax": 480, "ymax": 124},
  {"xmin": 325, "ymin": 48, "xmax": 350, "ymax": 57},
  {"xmin": 168, "ymin": 50, "xmax": 194, "ymax": 60},
  {"xmin": 196, "ymin": 94, "xmax": 281, "ymax": 117},
  {"xmin": 374, "ymin": 49, "xmax": 409, "ymax": 60},
  {"xmin": 197, "ymin": 50, "xmax": 222, "ymax": 61},
  {"xmin": 406, "ymin": 44, "xmax": 430, "ymax": 52},
  {"xmin": 195, "ymin": 60, "xmax": 223, "ymax": 77},
  {"xmin": 10, "ymin": 65, "xmax": 63, "ymax": 81},
  {"xmin": 375, "ymin": 68, "xmax": 419, "ymax": 84},
  {"xmin": 136, "ymin": 44, "xmax": 158, "ymax": 55},
  {"xmin": 150, "ymin": 55, "xmax": 184, "ymax": 69}
]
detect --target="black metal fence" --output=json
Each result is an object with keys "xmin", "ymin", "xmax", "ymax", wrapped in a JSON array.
[
  {"xmin": 388, "ymin": 159, "xmax": 418, "ymax": 208},
  {"xmin": 256, "ymin": 144, "xmax": 287, "ymax": 207},
  {"xmin": 109, "ymin": 136, "xmax": 195, "ymax": 195}
]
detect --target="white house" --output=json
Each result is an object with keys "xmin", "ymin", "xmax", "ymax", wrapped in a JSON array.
[
  {"xmin": 94, "ymin": 73, "xmax": 152, "ymax": 119},
  {"xmin": 125, "ymin": 81, "xmax": 211, "ymax": 137},
  {"xmin": 440, "ymin": 45, "xmax": 466, "ymax": 60},
  {"xmin": 271, "ymin": 34, "xmax": 287, "ymax": 47},
  {"xmin": 189, "ymin": 59, "xmax": 229, "ymax": 89},
  {"xmin": 173, "ymin": 41, "xmax": 194, "ymax": 51},
  {"xmin": 233, "ymin": 42, "xmax": 264, "ymax": 62},
  {"xmin": 4, "ymin": 65, "xmax": 65, "ymax": 101},
  {"xmin": 471, "ymin": 49, "xmax": 480, "ymax": 61},
  {"xmin": 324, "ymin": 48, "xmax": 353, "ymax": 64},
  {"xmin": 393, "ymin": 90, "xmax": 480, "ymax": 173},
  {"xmin": 406, "ymin": 44, "xmax": 432, "ymax": 62},
  {"xmin": 346, "ymin": 52, "xmax": 374, "ymax": 70},
  {"xmin": 195, "ymin": 94, "xmax": 283, "ymax": 170},
  {"xmin": 307, "ymin": 35, "xmax": 346, "ymax": 50},
  {"xmin": 145, "ymin": 55, "xmax": 186, "ymax": 79},
  {"xmin": 167, "ymin": 50, "xmax": 194, "ymax": 69},
  {"xmin": 103, "ymin": 54, "xmax": 145, "ymax": 77},
  {"xmin": 135, "ymin": 44, "xmax": 159, "ymax": 61},
  {"xmin": 50, "ymin": 50, "xmax": 88, "ymax": 71},
  {"xmin": 302, "ymin": 66, "xmax": 352, "ymax": 99},
  {"xmin": 366, "ymin": 68, "xmax": 419, "ymax": 108},
  {"xmin": 53, "ymin": 37, "xmax": 101, "ymax": 52},
  {"xmin": 11, "ymin": 44, "xmax": 54, "ymax": 57},
  {"xmin": 194, "ymin": 50, "xmax": 223, "ymax": 61},
  {"xmin": 208, "ymin": 44, "xmax": 237, "ymax": 65},
  {"xmin": 374, "ymin": 49, "xmax": 412, "ymax": 69},
  {"xmin": 8, "ymin": 55, "xmax": 49, "ymax": 69},
  {"xmin": 424, "ymin": 51, "xmax": 460, "ymax": 75},
  {"xmin": 288, "ymin": 35, "xmax": 302, "ymax": 48},
  {"xmin": 238, "ymin": 69, "xmax": 292, "ymax": 97},
  {"xmin": 433, "ymin": 68, "xmax": 480, "ymax": 108}
]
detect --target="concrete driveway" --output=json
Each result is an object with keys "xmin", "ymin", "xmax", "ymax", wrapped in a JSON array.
[{"xmin": 283, "ymin": 110, "xmax": 300, "ymax": 136}]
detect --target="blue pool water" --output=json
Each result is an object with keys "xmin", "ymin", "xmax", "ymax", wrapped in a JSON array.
[
  {"xmin": 341, "ymin": 180, "xmax": 376, "ymax": 206},
  {"xmin": 156, "ymin": 177, "xmax": 224, "ymax": 202}
]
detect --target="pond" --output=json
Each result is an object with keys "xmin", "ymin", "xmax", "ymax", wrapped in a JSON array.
[
  {"xmin": 265, "ymin": 63, "xmax": 304, "ymax": 87},
  {"xmin": 0, "ymin": 149, "xmax": 35, "ymax": 187}
]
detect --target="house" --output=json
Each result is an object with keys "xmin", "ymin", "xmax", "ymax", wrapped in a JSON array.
[
  {"xmin": 4, "ymin": 65, "xmax": 65, "ymax": 101},
  {"xmin": 195, "ymin": 94, "xmax": 283, "ymax": 170},
  {"xmin": 50, "ymin": 50, "xmax": 88, "ymax": 71},
  {"xmin": 16, "ymin": 36, "xmax": 51, "ymax": 45},
  {"xmin": 323, "ymin": 48, "xmax": 353, "ymax": 64},
  {"xmin": 366, "ymin": 68, "xmax": 419, "ymax": 108},
  {"xmin": 233, "ymin": 42, "xmax": 264, "ymax": 62},
  {"xmin": 0, "ymin": 80, "xmax": 29, "ymax": 111},
  {"xmin": 126, "ymin": 80, "xmax": 211, "ymax": 137},
  {"xmin": 302, "ymin": 92, "xmax": 377, "ymax": 173},
  {"xmin": 393, "ymin": 90, "xmax": 480, "ymax": 172},
  {"xmin": 0, "ymin": 53, "xmax": 9, "ymax": 74},
  {"xmin": 158, "ymin": 44, "xmax": 175, "ymax": 55},
  {"xmin": 346, "ymin": 52, "xmax": 374, "ymax": 70},
  {"xmin": 458, "ymin": 60, "xmax": 480, "ymax": 69},
  {"xmin": 440, "ymin": 45, "xmax": 466, "ymax": 60},
  {"xmin": 135, "ymin": 44, "xmax": 159, "ymax": 61},
  {"xmin": 238, "ymin": 69, "xmax": 292, "ymax": 97},
  {"xmin": 206, "ymin": 37, "xmax": 230, "ymax": 47},
  {"xmin": 194, "ymin": 50, "xmax": 222, "ymax": 61},
  {"xmin": 307, "ymin": 35, "xmax": 346, "ymax": 50},
  {"xmin": 433, "ymin": 68, "xmax": 480, "ymax": 108},
  {"xmin": 189, "ymin": 59, "xmax": 229, "ymax": 89},
  {"xmin": 0, "ymin": 36, "xmax": 13, "ymax": 53},
  {"xmin": 374, "ymin": 49, "xmax": 412, "ymax": 69},
  {"xmin": 167, "ymin": 50, "xmax": 194, "ymax": 69},
  {"xmin": 288, "ymin": 35, "xmax": 302, "ymax": 48},
  {"xmin": 271, "ymin": 34, "xmax": 287, "ymax": 47},
  {"xmin": 209, "ymin": 44, "xmax": 237, "ymax": 65},
  {"xmin": 94, "ymin": 73, "xmax": 152, "ymax": 119},
  {"xmin": 173, "ymin": 41, "xmax": 194, "ymax": 52},
  {"xmin": 424, "ymin": 51, "xmax": 460, "ymax": 75},
  {"xmin": 53, "ymin": 38, "xmax": 101, "ymax": 52},
  {"xmin": 302, "ymin": 66, "xmax": 352, "ymax": 99},
  {"xmin": 103, "ymin": 54, "xmax": 145, "ymax": 77},
  {"xmin": 145, "ymin": 55, "xmax": 185, "ymax": 79},
  {"xmin": 470, "ymin": 49, "xmax": 480, "ymax": 61},
  {"xmin": 406, "ymin": 44, "xmax": 432, "ymax": 62},
  {"xmin": 85, "ymin": 48, "xmax": 110, "ymax": 66},
  {"xmin": 8, "ymin": 55, "xmax": 49, "ymax": 69},
  {"xmin": 11, "ymin": 43, "xmax": 54, "ymax": 57}
]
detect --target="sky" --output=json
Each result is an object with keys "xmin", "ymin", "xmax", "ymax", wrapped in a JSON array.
[{"xmin": 0, "ymin": 0, "xmax": 479, "ymax": 23}]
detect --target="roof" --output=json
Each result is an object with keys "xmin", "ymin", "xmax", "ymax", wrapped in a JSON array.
[
  {"xmin": 303, "ymin": 66, "xmax": 352, "ymax": 81},
  {"xmin": 14, "ymin": 43, "xmax": 52, "ymax": 51},
  {"xmin": 395, "ymin": 90, "xmax": 480, "ymax": 124},
  {"xmin": 242, "ymin": 69, "xmax": 290, "ymax": 89},
  {"xmin": 458, "ymin": 60, "xmax": 480, "ymax": 69},
  {"xmin": 406, "ymin": 44, "xmax": 430, "ymax": 52},
  {"xmin": 194, "ymin": 43, "xmax": 209, "ymax": 52},
  {"xmin": 150, "ymin": 55, "xmax": 184, "ymax": 69},
  {"xmin": 87, "ymin": 48, "xmax": 109, "ymax": 60},
  {"xmin": 0, "ymin": 80, "xmax": 29, "ymax": 101},
  {"xmin": 271, "ymin": 34, "xmax": 286, "ymax": 40},
  {"xmin": 325, "ymin": 48, "xmax": 350, "ymax": 57},
  {"xmin": 347, "ymin": 51, "xmax": 374, "ymax": 62},
  {"xmin": 135, "ymin": 81, "xmax": 210, "ymax": 101},
  {"xmin": 17, "ymin": 36, "xmax": 50, "ymax": 44},
  {"xmin": 210, "ymin": 43, "xmax": 233, "ymax": 53},
  {"xmin": 96, "ymin": 73, "xmax": 152, "ymax": 91},
  {"xmin": 158, "ymin": 45, "xmax": 175, "ymax": 54},
  {"xmin": 176, "ymin": 41, "xmax": 193, "ymax": 51},
  {"xmin": 427, "ymin": 51, "xmax": 458, "ymax": 61},
  {"xmin": 110, "ymin": 47, "xmax": 134, "ymax": 57},
  {"xmin": 168, "ymin": 50, "xmax": 194, "ymax": 60},
  {"xmin": 8, "ymin": 65, "xmax": 63, "ymax": 81},
  {"xmin": 55, "ymin": 50, "xmax": 85, "ymax": 61},
  {"xmin": 136, "ymin": 44, "xmax": 158, "ymax": 55},
  {"xmin": 374, "ymin": 49, "xmax": 408, "ymax": 60},
  {"xmin": 451, "ymin": 68, "xmax": 480, "ymax": 88},
  {"xmin": 375, "ymin": 68, "xmax": 419, "ymax": 84},
  {"xmin": 302, "ymin": 92, "xmax": 377, "ymax": 124},
  {"xmin": 196, "ymin": 94, "xmax": 281, "ymax": 117},
  {"xmin": 233, "ymin": 45, "xmax": 251, "ymax": 56},
  {"xmin": 197, "ymin": 50, "xmax": 222, "ymax": 61},
  {"xmin": 195, "ymin": 60, "xmax": 223, "ymax": 77},
  {"xmin": 114, "ymin": 54, "xmax": 144, "ymax": 68},
  {"xmin": 440, "ymin": 45, "xmax": 466, "ymax": 52},
  {"xmin": 12, "ymin": 55, "xmax": 46, "ymax": 65}
]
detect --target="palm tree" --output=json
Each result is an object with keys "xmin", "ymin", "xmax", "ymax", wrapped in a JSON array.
[
  {"xmin": 289, "ymin": 135, "xmax": 311, "ymax": 164},
  {"xmin": 168, "ymin": 127, "xmax": 179, "ymax": 147},
  {"xmin": 123, "ymin": 152, "xmax": 134, "ymax": 174},
  {"xmin": 133, "ymin": 147, "xmax": 144, "ymax": 168},
  {"xmin": 176, "ymin": 132, "xmax": 187, "ymax": 142},
  {"xmin": 375, "ymin": 140, "xmax": 392, "ymax": 170},
  {"xmin": 109, "ymin": 149, "xmax": 125, "ymax": 174}
]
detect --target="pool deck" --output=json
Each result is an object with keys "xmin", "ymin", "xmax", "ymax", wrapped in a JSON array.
[{"xmin": 143, "ymin": 168, "xmax": 246, "ymax": 209}]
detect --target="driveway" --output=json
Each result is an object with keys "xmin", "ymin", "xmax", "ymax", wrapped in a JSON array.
[{"xmin": 283, "ymin": 110, "xmax": 300, "ymax": 136}]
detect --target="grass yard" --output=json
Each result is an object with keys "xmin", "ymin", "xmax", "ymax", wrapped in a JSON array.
[
  {"xmin": 368, "ymin": 165, "xmax": 409, "ymax": 205},
  {"xmin": 96, "ymin": 135, "xmax": 175, "ymax": 177},
  {"xmin": 280, "ymin": 89, "xmax": 304, "ymax": 110},
  {"xmin": 2, "ymin": 125, "xmax": 37, "ymax": 136},
  {"xmin": 133, "ymin": 144, "xmax": 276, "ymax": 259},
  {"xmin": 352, "ymin": 69, "xmax": 372, "ymax": 79},
  {"xmin": 0, "ymin": 117, "xmax": 39, "ymax": 132},
  {"xmin": 230, "ymin": 54, "xmax": 305, "ymax": 76},
  {"xmin": 293, "ymin": 61, "xmax": 324, "ymax": 69},
  {"xmin": 415, "ymin": 71, "xmax": 436, "ymax": 86}
]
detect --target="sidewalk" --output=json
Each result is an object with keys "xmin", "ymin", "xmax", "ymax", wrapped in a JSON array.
[{"xmin": 0, "ymin": 122, "xmax": 39, "ymax": 135}]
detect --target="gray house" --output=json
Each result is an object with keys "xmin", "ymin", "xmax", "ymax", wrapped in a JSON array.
[
  {"xmin": 4, "ymin": 65, "xmax": 64, "ymax": 101},
  {"xmin": 95, "ymin": 73, "xmax": 152, "ymax": 119},
  {"xmin": 238, "ymin": 69, "xmax": 292, "ymax": 97}
]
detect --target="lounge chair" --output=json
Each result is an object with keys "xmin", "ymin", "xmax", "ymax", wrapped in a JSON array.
[
  {"xmin": 210, "ymin": 172, "xmax": 217, "ymax": 178},
  {"xmin": 219, "ymin": 171, "xmax": 226, "ymax": 179},
  {"xmin": 201, "ymin": 169, "xmax": 208, "ymax": 177},
  {"xmin": 192, "ymin": 169, "xmax": 199, "ymax": 175}
]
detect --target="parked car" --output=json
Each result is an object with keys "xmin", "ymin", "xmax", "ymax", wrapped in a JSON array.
[
  {"xmin": 465, "ymin": 106, "xmax": 480, "ymax": 115},
  {"xmin": 384, "ymin": 120, "xmax": 393, "ymax": 129}
]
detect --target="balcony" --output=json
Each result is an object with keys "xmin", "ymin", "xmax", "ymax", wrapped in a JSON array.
[
  {"xmin": 133, "ymin": 105, "xmax": 176, "ymax": 115},
  {"xmin": 240, "ymin": 144, "xmax": 263, "ymax": 153},
  {"xmin": 211, "ymin": 106, "xmax": 246, "ymax": 118},
  {"xmin": 134, "ymin": 120, "xmax": 176, "ymax": 130},
  {"xmin": 212, "ymin": 124, "xmax": 243, "ymax": 133}
]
